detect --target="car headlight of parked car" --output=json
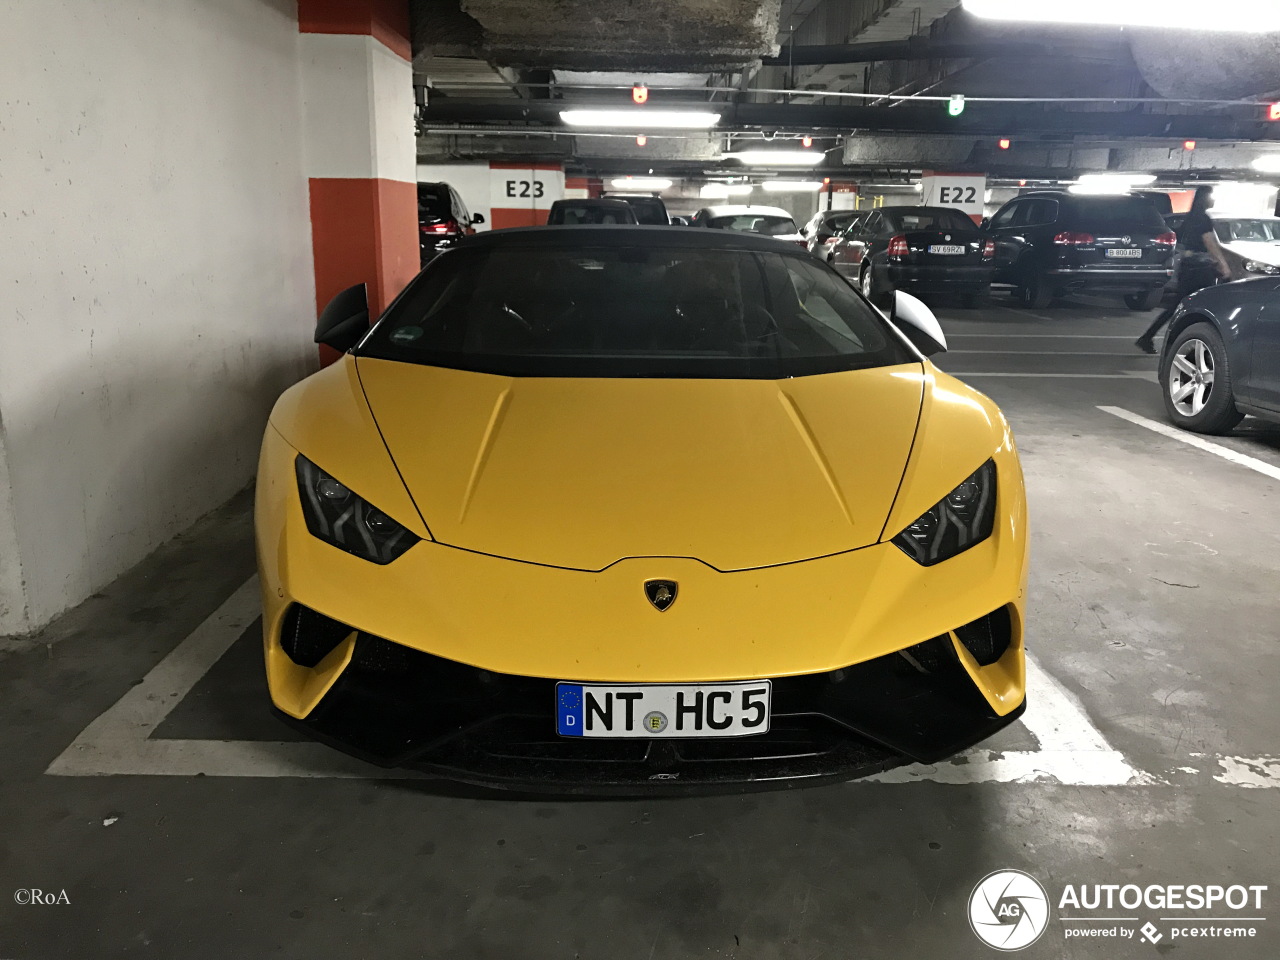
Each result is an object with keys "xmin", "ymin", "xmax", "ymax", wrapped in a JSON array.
[
  {"xmin": 1242, "ymin": 260, "xmax": 1280, "ymax": 276},
  {"xmin": 892, "ymin": 460, "xmax": 997, "ymax": 566},
  {"xmin": 295, "ymin": 455, "xmax": 419, "ymax": 564}
]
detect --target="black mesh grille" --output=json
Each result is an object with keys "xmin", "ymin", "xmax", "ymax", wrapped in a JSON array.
[
  {"xmin": 279, "ymin": 605, "xmax": 353, "ymax": 668},
  {"xmin": 954, "ymin": 606, "xmax": 1014, "ymax": 666}
]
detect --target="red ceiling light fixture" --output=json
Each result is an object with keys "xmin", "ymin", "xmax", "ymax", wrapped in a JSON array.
[
  {"xmin": 802, "ymin": 135, "xmax": 813, "ymax": 148},
  {"xmin": 635, "ymin": 134, "xmax": 648, "ymax": 146},
  {"xmin": 1267, "ymin": 102, "xmax": 1280, "ymax": 121},
  {"xmin": 998, "ymin": 138, "xmax": 1012, "ymax": 150},
  {"xmin": 632, "ymin": 84, "xmax": 649, "ymax": 105},
  {"xmin": 1184, "ymin": 140, "xmax": 1198, "ymax": 151}
]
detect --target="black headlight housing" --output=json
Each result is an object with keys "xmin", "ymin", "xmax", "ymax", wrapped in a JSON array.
[
  {"xmin": 294, "ymin": 456, "xmax": 419, "ymax": 564},
  {"xmin": 892, "ymin": 460, "xmax": 997, "ymax": 566}
]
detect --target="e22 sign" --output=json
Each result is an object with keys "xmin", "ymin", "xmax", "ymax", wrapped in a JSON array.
[{"xmin": 922, "ymin": 175, "xmax": 986, "ymax": 218}]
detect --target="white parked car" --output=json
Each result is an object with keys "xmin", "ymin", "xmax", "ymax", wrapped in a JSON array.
[
  {"xmin": 1211, "ymin": 215, "xmax": 1280, "ymax": 278},
  {"xmin": 690, "ymin": 204, "xmax": 808, "ymax": 249}
]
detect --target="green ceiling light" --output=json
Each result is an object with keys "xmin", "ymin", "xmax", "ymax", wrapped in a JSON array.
[{"xmin": 948, "ymin": 95, "xmax": 966, "ymax": 117}]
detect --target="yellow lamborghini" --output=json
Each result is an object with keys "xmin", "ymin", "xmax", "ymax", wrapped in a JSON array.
[{"xmin": 255, "ymin": 226, "xmax": 1028, "ymax": 792}]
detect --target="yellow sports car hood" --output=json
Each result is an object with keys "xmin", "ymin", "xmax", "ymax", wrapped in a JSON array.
[{"xmin": 355, "ymin": 358, "xmax": 926, "ymax": 571}]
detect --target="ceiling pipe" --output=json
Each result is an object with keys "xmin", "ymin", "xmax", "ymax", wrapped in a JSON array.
[{"xmin": 760, "ymin": 39, "xmax": 1050, "ymax": 66}]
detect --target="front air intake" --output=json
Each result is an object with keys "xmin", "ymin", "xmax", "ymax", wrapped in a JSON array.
[
  {"xmin": 954, "ymin": 606, "xmax": 1014, "ymax": 666},
  {"xmin": 279, "ymin": 604, "xmax": 353, "ymax": 668}
]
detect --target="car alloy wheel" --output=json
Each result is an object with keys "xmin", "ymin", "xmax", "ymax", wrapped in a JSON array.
[
  {"xmin": 1168, "ymin": 338, "xmax": 1215, "ymax": 418},
  {"xmin": 861, "ymin": 267, "xmax": 874, "ymax": 299}
]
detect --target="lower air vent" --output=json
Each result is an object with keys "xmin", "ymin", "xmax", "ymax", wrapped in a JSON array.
[
  {"xmin": 279, "ymin": 604, "xmax": 353, "ymax": 668},
  {"xmin": 954, "ymin": 606, "xmax": 1014, "ymax": 666}
]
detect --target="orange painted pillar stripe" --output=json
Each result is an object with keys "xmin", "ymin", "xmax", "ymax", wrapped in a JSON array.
[{"xmin": 298, "ymin": 0, "xmax": 416, "ymax": 365}]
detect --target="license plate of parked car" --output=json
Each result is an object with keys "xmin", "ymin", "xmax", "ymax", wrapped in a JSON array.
[
  {"xmin": 1105, "ymin": 248, "xmax": 1143, "ymax": 258},
  {"xmin": 928, "ymin": 245, "xmax": 966, "ymax": 255},
  {"xmin": 556, "ymin": 681, "xmax": 771, "ymax": 738}
]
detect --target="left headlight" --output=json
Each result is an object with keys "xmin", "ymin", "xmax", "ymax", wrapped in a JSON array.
[
  {"xmin": 1243, "ymin": 260, "xmax": 1280, "ymax": 276},
  {"xmin": 892, "ymin": 460, "xmax": 997, "ymax": 566},
  {"xmin": 294, "ymin": 455, "xmax": 420, "ymax": 564}
]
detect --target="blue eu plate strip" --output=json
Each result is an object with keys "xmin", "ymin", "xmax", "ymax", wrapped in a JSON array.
[{"xmin": 557, "ymin": 684, "xmax": 584, "ymax": 737}]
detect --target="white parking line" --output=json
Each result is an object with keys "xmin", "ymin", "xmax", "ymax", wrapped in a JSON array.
[
  {"xmin": 1098, "ymin": 406, "xmax": 1280, "ymax": 483},
  {"xmin": 868, "ymin": 657, "xmax": 1154, "ymax": 786},
  {"xmin": 945, "ymin": 334, "xmax": 1138, "ymax": 339},
  {"xmin": 47, "ymin": 576, "xmax": 1168, "ymax": 785},
  {"xmin": 948, "ymin": 350, "xmax": 1139, "ymax": 356}
]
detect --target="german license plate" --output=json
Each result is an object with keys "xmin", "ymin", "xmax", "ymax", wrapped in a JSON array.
[
  {"xmin": 1106, "ymin": 248, "xmax": 1143, "ymax": 258},
  {"xmin": 556, "ymin": 681, "xmax": 771, "ymax": 738},
  {"xmin": 929, "ymin": 244, "xmax": 965, "ymax": 255}
]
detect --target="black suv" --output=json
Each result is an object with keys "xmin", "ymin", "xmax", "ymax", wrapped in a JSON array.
[
  {"xmin": 983, "ymin": 191, "xmax": 1175, "ymax": 309},
  {"xmin": 419, "ymin": 182, "xmax": 484, "ymax": 264},
  {"xmin": 604, "ymin": 194, "xmax": 671, "ymax": 225}
]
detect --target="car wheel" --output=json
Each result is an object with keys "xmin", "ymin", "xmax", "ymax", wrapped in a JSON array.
[
  {"xmin": 1160, "ymin": 322, "xmax": 1243, "ymax": 435},
  {"xmin": 1022, "ymin": 272, "xmax": 1054, "ymax": 309},
  {"xmin": 1124, "ymin": 289, "xmax": 1158, "ymax": 311},
  {"xmin": 860, "ymin": 266, "xmax": 876, "ymax": 299},
  {"xmin": 962, "ymin": 286, "xmax": 990, "ymax": 309}
]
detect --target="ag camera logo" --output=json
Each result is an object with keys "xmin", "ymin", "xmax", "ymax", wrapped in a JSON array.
[{"xmin": 969, "ymin": 870, "xmax": 1050, "ymax": 951}]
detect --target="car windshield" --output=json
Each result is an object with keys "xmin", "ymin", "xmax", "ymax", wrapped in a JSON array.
[
  {"xmin": 707, "ymin": 215, "xmax": 799, "ymax": 236},
  {"xmin": 1065, "ymin": 197, "xmax": 1166, "ymax": 233},
  {"xmin": 1214, "ymin": 219, "xmax": 1280, "ymax": 243},
  {"xmin": 361, "ymin": 241, "xmax": 913, "ymax": 378},
  {"xmin": 884, "ymin": 209, "xmax": 977, "ymax": 234}
]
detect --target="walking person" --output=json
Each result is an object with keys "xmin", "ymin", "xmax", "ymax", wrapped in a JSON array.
[{"xmin": 1135, "ymin": 185, "xmax": 1232, "ymax": 354}]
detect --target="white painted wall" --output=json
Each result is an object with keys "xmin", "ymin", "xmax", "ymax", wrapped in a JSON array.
[{"xmin": 0, "ymin": 0, "xmax": 317, "ymax": 635}]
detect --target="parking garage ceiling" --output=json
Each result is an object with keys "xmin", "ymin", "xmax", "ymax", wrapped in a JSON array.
[{"xmin": 412, "ymin": 0, "xmax": 1280, "ymax": 177}]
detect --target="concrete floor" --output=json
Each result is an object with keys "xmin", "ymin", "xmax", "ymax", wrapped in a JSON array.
[{"xmin": 2, "ymin": 290, "xmax": 1278, "ymax": 958}]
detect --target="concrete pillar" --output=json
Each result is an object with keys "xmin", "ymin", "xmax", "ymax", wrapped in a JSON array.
[{"xmin": 298, "ymin": 0, "xmax": 418, "ymax": 363}]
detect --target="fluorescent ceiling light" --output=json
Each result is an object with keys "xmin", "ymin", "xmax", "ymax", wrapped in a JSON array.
[
  {"xmin": 724, "ymin": 183, "xmax": 754, "ymax": 196},
  {"xmin": 699, "ymin": 183, "xmax": 729, "ymax": 199},
  {"xmin": 1078, "ymin": 174, "xmax": 1158, "ymax": 187},
  {"xmin": 1252, "ymin": 155, "xmax": 1280, "ymax": 173},
  {"xmin": 963, "ymin": 0, "xmax": 1280, "ymax": 31},
  {"xmin": 560, "ymin": 109, "xmax": 721, "ymax": 129},
  {"xmin": 724, "ymin": 150, "xmax": 824, "ymax": 167},
  {"xmin": 761, "ymin": 180, "xmax": 824, "ymax": 192},
  {"xmin": 609, "ymin": 177, "xmax": 672, "ymax": 190},
  {"xmin": 1210, "ymin": 182, "xmax": 1277, "ymax": 213}
]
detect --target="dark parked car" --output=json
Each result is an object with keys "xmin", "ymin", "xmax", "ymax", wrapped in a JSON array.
[
  {"xmin": 830, "ymin": 206, "xmax": 994, "ymax": 307},
  {"xmin": 604, "ymin": 194, "xmax": 671, "ymax": 225},
  {"xmin": 1158, "ymin": 277, "xmax": 1280, "ymax": 434},
  {"xmin": 546, "ymin": 199, "xmax": 640, "ymax": 225},
  {"xmin": 983, "ymin": 191, "xmax": 1175, "ymax": 309},
  {"xmin": 802, "ymin": 209, "xmax": 862, "ymax": 259},
  {"xmin": 419, "ymin": 182, "xmax": 484, "ymax": 265}
]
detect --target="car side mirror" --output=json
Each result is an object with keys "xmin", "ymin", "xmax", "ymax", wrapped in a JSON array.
[
  {"xmin": 471, "ymin": 212, "xmax": 485, "ymax": 225},
  {"xmin": 980, "ymin": 217, "xmax": 991, "ymax": 230},
  {"xmin": 315, "ymin": 283, "xmax": 370, "ymax": 353},
  {"xmin": 890, "ymin": 290, "xmax": 947, "ymax": 356}
]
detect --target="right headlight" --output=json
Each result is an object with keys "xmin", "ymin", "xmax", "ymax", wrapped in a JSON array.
[
  {"xmin": 294, "ymin": 455, "xmax": 420, "ymax": 564},
  {"xmin": 892, "ymin": 460, "xmax": 997, "ymax": 566},
  {"xmin": 1243, "ymin": 260, "xmax": 1280, "ymax": 276}
]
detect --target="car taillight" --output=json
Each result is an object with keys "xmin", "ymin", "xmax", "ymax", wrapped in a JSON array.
[
  {"xmin": 794, "ymin": 239, "xmax": 809, "ymax": 248},
  {"xmin": 1154, "ymin": 231, "xmax": 1177, "ymax": 246},
  {"xmin": 982, "ymin": 240, "xmax": 995, "ymax": 258},
  {"xmin": 421, "ymin": 219, "xmax": 458, "ymax": 235},
  {"xmin": 1053, "ymin": 231, "xmax": 1095, "ymax": 246},
  {"xmin": 887, "ymin": 235, "xmax": 910, "ymax": 257},
  {"xmin": 823, "ymin": 236, "xmax": 841, "ymax": 245}
]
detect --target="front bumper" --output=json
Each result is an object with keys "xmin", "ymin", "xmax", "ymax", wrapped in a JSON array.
[
  {"xmin": 276, "ymin": 626, "xmax": 1025, "ymax": 794},
  {"xmin": 256, "ymin": 425, "xmax": 1028, "ymax": 792}
]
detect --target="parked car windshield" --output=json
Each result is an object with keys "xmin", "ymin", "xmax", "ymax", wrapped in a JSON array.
[
  {"xmin": 610, "ymin": 196, "xmax": 669, "ymax": 225},
  {"xmin": 361, "ymin": 241, "xmax": 913, "ymax": 378},
  {"xmin": 884, "ymin": 209, "xmax": 977, "ymax": 234},
  {"xmin": 1214, "ymin": 218, "xmax": 1280, "ymax": 243},
  {"xmin": 417, "ymin": 184, "xmax": 450, "ymax": 219},
  {"xmin": 1065, "ymin": 197, "xmax": 1167, "ymax": 233},
  {"xmin": 707, "ymin": 215, "xmax": 799, "ymax": 236}
]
